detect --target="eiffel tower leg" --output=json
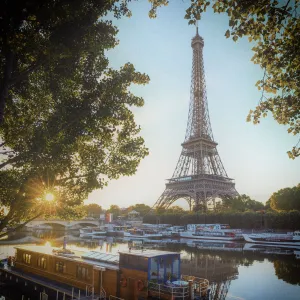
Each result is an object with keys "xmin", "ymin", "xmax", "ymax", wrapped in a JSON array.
[
  {"xmin": 194, "ymin": 193, "xmax": 199, "ymax": 212},
  {"xmin": 187, "ymin": 197, "xmax": 192, "ymax": 212}
]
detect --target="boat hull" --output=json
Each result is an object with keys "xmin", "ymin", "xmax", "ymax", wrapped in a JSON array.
[
  {"xmin": 242, "ymin": 234, "xmax": 300, "ymax": 246},
  {"xmin": 123, "ymin": 233, "xmax": 162, "ymax": 239},
  {"xmin": 180, "ymin": 232, "xmax": 243, "ymax": 241}
]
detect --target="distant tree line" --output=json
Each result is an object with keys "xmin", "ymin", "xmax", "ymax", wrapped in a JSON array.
[{"xmin": 143, "ymin": 210, "xmax": 300, "ymax": 230}]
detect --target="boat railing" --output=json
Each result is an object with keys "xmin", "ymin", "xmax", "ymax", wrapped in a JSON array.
[
  {"xmin": 148, "ymin": 280, "xmax": 189, "ymax": 299},
  {"xmin": 181, "ymin": 275, "xmax": 209, "ymax": 298},
  {"xmin": 100, "ymin": 287, "xmax": 106, "ymax": 299}
]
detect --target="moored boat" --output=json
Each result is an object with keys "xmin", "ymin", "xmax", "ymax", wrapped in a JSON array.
[
  {"xmin": 0, "ymin": 245, "xmax": 210, "ymax": 300},
  {"xmin": 180, "ymin": 224, "xmax": 243, "ymax": 241},
  {"xmin": 79, "ymin": 226, "xmax": 106, "ymax": 237},
  {"xmin": 242, "ymin": 231, "xmax": 300, "ymax": 246},
  {"xmin": 124, "ymin": 228, "xmax": 163, "ymax": 239}
]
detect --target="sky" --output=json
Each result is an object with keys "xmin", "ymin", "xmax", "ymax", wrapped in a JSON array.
[{"xmin": 86, "ymin": 1, "xmax": 300, "ymax": 209}]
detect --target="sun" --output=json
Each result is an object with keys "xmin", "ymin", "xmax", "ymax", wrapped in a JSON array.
[{"xmin": 44, "ymin": 192, "xmax": 55, "ymax": 201}]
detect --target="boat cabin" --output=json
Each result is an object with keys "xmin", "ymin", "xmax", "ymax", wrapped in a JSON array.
[
  {"xmin": 11, "ymin": 245, "xmax": 186, "ymax": 300},
  {"xmin": 187, "ymin": 224, "xmax": 231, "ymax": 231}
]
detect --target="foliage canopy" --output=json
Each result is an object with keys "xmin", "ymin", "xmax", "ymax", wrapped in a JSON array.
[
  {"xmin": 221, "ymin": 194, "xmax": 265, "ymax": 212},
  {"xmin": 269, "ymin": 184, "xmax": 300, "ymax": 211},
  {"xmin": 0, "ymin": 0, "xmax": 149, "ymax": 231}
]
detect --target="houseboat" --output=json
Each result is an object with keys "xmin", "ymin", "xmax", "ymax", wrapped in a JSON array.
[
  {"xmin": 0, "ymin": 245, "xmax": 210, "ymax": 300},
  {"xmin": 180, "ymin": 224, "xmax": 243, "ymax": 241},
  {"xmin": 242, "ymin": 231, "xmax": 300, "ymax": 247}
]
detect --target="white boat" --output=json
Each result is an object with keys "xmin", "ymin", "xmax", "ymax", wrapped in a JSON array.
[
  {"xmin": 79, "ymin": 227, "xmax": 106, "ymax": 237},
  {"xmin": 160, "ymin": 226, "xmax": 185, "ymax": 238},
  {"xmin": 80, "ymin": 225, "xmax": 131, "ymax": 238},
  {"xmin": 124, "ymin": 229, "xmax": 162, "ymax": 239},
  {"xmin": 242, "ymin": 231, "xmax": 300, "ymax": 246},
  {"xmin": 106, "ymin": 225, "xmax": 131, "ymax": 237},
  {"xmin": 180, "ymin": 224, "xmax": 243, "ymax": 241}
]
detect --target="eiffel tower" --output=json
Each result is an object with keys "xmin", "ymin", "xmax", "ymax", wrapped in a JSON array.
[{"xmin": 154, "ymin": 26, "xmax": 238, "ymax": 211}]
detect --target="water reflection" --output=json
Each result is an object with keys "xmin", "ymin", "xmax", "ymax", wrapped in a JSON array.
[
  {"xmin": 1, "ymin": 231, "xmax": 300, "ymax": 299},
  {"xmin": 274, "ymin": 258, "xmax": 300, "ymax": 286}
]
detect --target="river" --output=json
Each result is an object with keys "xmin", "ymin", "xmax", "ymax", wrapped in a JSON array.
[{"xmin": 1, "ymin": 230, "xmax": 300, "ymax": 300}]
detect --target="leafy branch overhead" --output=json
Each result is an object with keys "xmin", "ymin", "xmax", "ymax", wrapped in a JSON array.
[{"xmin": 150, "ymin": 0, "xmax": 300, "ymax": 158}]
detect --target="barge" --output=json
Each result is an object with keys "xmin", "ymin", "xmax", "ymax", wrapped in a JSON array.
[{"xmin": 0, "ymin": 245, "xmax": 209, "ymax": 300}]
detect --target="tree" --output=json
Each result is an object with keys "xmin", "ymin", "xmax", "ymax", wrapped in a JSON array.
[
  {"xmin": 83, "ymin": 203, "xmax": 102, "ymax": 218},
  {"xmin": 222, "ymin": 194, "xmax": 264, "ymax": 212},
  {"xmin": 0, "ymin": 1, "xmax": 149, "ymax": 231},
  {"xmin": 107, "ymin": 205, "xmax": 121, "ymax": 217},
  {"xmin": 129, "ymin": 203, "xmax": 151, "ymax": 217},
  {"xmin": 150, "ymin": 0, "xmax": 300, "ymax": 158},
  {"xmin": 269, "ymin": 184, "xmax": 300, "ymax": 211},
  {"xmin": 166, "ymin": 206, "xmax": 185, "ymax": 214}
]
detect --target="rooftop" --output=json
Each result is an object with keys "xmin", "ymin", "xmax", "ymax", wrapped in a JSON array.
[
  {"xmin": 119, "ymin": 249, "xmax": 179, "ymax": 258},
  {"xmin": 14, "ymin": 246, "xmax": 180, "ymax": 265},
  {"xmin": 14, "ymin": 245, "xmax": 119, "ymax": 270}
]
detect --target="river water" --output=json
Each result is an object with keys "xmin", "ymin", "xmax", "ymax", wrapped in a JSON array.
[{"xmin": 1, "ymin": 230, "xmax": 300, "ymax": 300}]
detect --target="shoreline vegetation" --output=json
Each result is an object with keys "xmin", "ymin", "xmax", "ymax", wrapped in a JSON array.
[{"xmin": 143, "ymin": 210, "xmax": 300, "ymax": 231}]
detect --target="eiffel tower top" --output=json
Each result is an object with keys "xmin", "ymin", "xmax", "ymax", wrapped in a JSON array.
[
  {"xmin": 184, "ymin": 24, "xmax": 214, "ymax": 144},
  {"xmin": 192, "ymin": 24, "xmax": 204, "ymax": 47}
]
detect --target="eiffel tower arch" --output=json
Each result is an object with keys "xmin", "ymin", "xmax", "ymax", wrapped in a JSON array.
[{"xmin": 154, "ymin": 27, "xmax": 238, "ymax": 212}]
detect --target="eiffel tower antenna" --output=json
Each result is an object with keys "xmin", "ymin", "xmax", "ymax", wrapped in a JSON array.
[{"xmin": 154, "ymin": 27, "xmax": 238, "ymax": 212}]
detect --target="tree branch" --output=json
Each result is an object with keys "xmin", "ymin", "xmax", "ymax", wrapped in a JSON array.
[
  {"xmin": 0, "ymin": 151, "xmax": 15, "ymax": 155},
  {"xmin": 0, "ymin": 156, "xmax": 19, "ymax": 169},
  {"xmin": 0, "ymin": 212, "xmax": 43, "ymax": 238}
]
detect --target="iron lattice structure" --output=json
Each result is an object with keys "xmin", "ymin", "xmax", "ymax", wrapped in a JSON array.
[{"xmin": 154, "ymin": 28, "xmax": 238, "ymax": 211}]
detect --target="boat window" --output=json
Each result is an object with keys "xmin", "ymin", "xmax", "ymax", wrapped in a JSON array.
[
  {"xmin": 76, "ymin": 265, "xmax": 89, "ymax": 281},
  {"xmin": 37, "ymin": 256, "xmax": 47, "ymax": 269},
  {"xmin": 150, "ymin": 257, "xmax": 158, "ymax": 281},
  {"xmin": 120, "ymin": 254, "xmax": 129, "ymax": 265},
  {"xmin": 55, "ymin": 261, "xmax": 66, "ymax": 273},
  {"xmin": 119, "ymin": 254, "xmax": 148, "ymax": 271},
  {"xmin": 172, "ymin": 256, "xmax": 179, "ymax": 279},
  {"xmin": 22, "ymin": 253, "xmax": 31, "ymax": 264}
]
